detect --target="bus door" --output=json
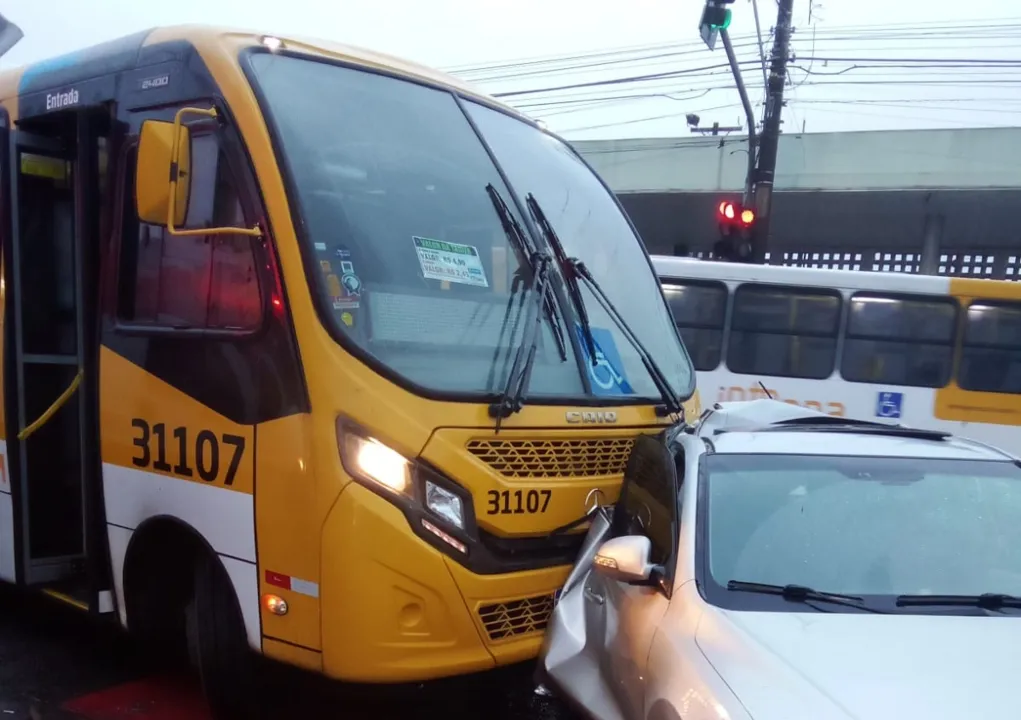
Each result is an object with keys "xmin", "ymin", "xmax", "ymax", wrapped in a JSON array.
[{"xmin": 4, "ymin": 114, "xmax": 97, "ymax": 592}]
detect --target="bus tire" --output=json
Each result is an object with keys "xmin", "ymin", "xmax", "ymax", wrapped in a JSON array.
[{"xmin": 185, "ymin": 553, "xmax": 257, "ymax": 720}]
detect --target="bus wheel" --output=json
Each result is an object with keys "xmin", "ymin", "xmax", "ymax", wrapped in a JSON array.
[{"xmin": 184, "ymin": 553, "xmax": 257, "ymax": 720}]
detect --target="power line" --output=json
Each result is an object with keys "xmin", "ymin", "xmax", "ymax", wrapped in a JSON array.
[
  {"xmin": 447, "ymin": 15, "xmax": 1021, "ymax": 140},
  {"xmin": 491, "ymin": 61, "xmax": 763, "ymax": 99},
  {"xmin": 503, "ymin": 70, "xmax": 1021, "ymax": 114},
  {"xmin": 555, "ymin": 97, "xmax": 1021, "ymax": 135},
  {"xmin": 445, "ymin": 20, "xmax": 1021, "ymax": 82},
  {"xmin": 461, "ymin": 37, "xmax": 1021, "ymax": 87},
  {"xmin": 558, "ymin": 103, "xmax": 745, "ymax": 133},
  {"xmin": 796, "ymin": 55, "xmax": 1021, "ymax": 65}
]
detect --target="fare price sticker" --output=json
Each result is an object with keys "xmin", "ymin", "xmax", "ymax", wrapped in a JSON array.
[{"xmin": 413, "ymin": 236, "xmax": 489, "ymax": 288}]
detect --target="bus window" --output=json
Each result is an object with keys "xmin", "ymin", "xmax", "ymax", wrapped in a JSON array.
[
  {"xmin": 117, "ymin": 137, "xmax": 262, "ymax": 331},
  {"xmin": 841, "ymin": 293, "xmax": 956, "ymax": 388},
  {"xmin": 727, "ymin": 284, "xmax": 840, "ymax": 380},
  {"xmin": 661, "ymin": 280, "xmax": 727, "ymax": 371},
  {"xmin": 247, "ymin": 54, "xmax": 585, "ymax": 398},
  {"xmin": 959, "ymin": 301, "xmax": 1021, "ymax": 394}
]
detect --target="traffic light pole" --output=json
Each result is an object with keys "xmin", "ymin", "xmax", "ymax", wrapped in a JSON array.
[
  {"xmin": 750, "ymin": 0, "xmax": 795, "ymax": 263},
  {"xmin": 720, "ymin": 28, "xmax": 756, "ymax": 207}
]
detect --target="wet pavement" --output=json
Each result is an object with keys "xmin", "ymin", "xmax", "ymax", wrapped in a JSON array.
[{"xmin": 0, "ymin": 585, "xmax": 576, "ymax": 720}]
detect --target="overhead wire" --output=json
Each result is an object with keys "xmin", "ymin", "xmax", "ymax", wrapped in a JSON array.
[
  {"xmin": 447, "ymin": 22, "xmax": 1021, "ymax": 83},
  {"xmin": 441, "ymin": 16, "xmax": 1021, "ymax": 136}
]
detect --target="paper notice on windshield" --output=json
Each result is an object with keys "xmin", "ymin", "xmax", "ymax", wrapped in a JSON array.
[{"xmin": 413, "ymin": 236, "xmax": 489, "ymax": 288}]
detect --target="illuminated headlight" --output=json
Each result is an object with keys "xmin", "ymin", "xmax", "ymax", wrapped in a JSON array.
[
  {"xmin": 339, "ymin": 431, "xmax": 411, "ymax": 495},
  {"xmin": 337, "ymin": 419, "xmax": 471, "ymax": 556},
  {"xmin": 425, "ymin": 480, "xmax": 464, "ymax": 529}
]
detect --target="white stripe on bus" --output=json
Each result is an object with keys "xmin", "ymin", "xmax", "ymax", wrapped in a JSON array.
[
  {"xmin": 103, "ymin": 462, "xmax": 262, "ymax": 650},
  {"xmin": 102, "ymin": 463, "xmax": 256, "ymax": 562}
]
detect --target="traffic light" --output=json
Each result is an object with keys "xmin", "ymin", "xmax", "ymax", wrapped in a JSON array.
[
  {"xmin": 699, "ymin": 0, "xmax": 736, "ymax": 49},
  {"xmin": 716, "ymin": 200, "xmax": 755, "ymax": 228},
  {"xmin": 704, "ymin": 4, "xmax": 732, "ymax": 30},
  {"xmin": 713, "ymin": 200, "xmax": 756, "ymax": 261}
]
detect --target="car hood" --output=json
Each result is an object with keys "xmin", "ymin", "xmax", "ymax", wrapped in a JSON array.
[{"xmin": 695, "ymin": 607, "xmax": 1021, "ymax": 720}]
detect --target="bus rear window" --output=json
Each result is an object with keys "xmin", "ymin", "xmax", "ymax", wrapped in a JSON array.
[
  {"xmin": 841, "ymin": 293, "xmax": 956, "ymax": 388},
  {"xmin": 959, "ymin": 301, "xmax": 1021, "ymax": 394},
  {"xmin": 662, "ymin": 280, "xmax": 727, "ymax": 371},
  {"xmin": 726, "ymin": 284, "xmax": 840, "ymax": 380}
]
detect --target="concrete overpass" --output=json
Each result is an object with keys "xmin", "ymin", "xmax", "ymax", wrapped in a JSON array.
[{"xmin": 573, "ymin": 127, "xmax": 1021, "ymax": 278}]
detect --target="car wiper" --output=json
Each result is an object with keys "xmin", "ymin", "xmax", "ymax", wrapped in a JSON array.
[
  {"xmin": 488, "ymin": 250, "xmax": 554, "ymax": 433},
  {"xmin": 727, "ymin": 580, "xmax": 887, "ymax": 613},
  {"xmin": 524, "ymin": 193, "xmax": 683, "ymax": 419},
  {"xmin": 486, "ymin": 184, "xmax": 566, "ymax": 362},
  {"xmin": 896, "ymin": 593, "xmax": 1021, "ymax": 610}
]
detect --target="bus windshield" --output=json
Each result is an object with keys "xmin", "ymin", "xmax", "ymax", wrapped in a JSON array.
[{"xmin": 246, "ymin": 51, "xmax": 694, "ymax": 402}]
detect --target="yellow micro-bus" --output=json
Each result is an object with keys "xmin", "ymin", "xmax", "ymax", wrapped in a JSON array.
[{"xmin": 0, "ymin": 25, "xmax": 697, "ymax": 717}]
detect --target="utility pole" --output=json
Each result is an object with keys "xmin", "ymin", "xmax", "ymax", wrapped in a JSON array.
[{"xmin": 750, "ymin": 0, "xmax": 795, "ymax": 263}]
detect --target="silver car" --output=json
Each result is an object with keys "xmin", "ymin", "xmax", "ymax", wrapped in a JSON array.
[{"xmin": 538, "ymin": 399, "xmax": 1021, "ymax": 720}]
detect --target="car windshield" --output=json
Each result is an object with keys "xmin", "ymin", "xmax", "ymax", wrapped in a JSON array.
[
  {"xmin": 244, "ymin": 51, "xmax": 694, "ymax": 402},
  {"xmin": 703, "ymin": 453, "xmax": 1021, "ymax": 600}
]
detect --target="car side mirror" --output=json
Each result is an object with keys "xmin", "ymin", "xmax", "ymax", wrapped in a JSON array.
[{"xmin": 592, "ymin": 535, "xmax": 654, "ymax": 584}]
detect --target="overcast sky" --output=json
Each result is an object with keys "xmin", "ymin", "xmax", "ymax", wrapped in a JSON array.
[{"xmin": 4, "ymin": 0, "xmax": 1020, "ymax": 140}]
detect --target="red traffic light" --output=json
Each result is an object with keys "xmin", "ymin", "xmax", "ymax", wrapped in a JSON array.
[{"xmin": 717, "ymin": 201, "xmax": 755, "ymax": 227}]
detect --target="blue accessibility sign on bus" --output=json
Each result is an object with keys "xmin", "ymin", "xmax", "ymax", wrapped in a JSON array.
[
  {"xmin": 875, "ymin": 391, "xmax": 903, "ymax": 420},
  {"xmin": 574, "ymin": 324, "xmax": 634, "ymax": 396}
]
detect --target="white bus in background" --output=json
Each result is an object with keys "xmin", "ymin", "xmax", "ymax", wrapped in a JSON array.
[{"xmin": 651, "ymin": 255, "xmax": 1021, "ymax": 449}]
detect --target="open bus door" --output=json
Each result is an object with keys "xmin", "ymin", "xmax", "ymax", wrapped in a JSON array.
[
  {"xmin": 7, "ymin": 122, "xmax": 88, "ymax": 588},
  {"xmin": 1, "ymin": 100, "xmax": 110, "ymax": 613}
]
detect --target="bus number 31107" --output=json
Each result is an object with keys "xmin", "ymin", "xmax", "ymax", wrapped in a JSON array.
[
  {"xmin": 130, "ymin": 419, "xmax": 246, "ymax": 486},
  {"xmin": 486, "ymin": 489, "xmax": 552, "ymax": 515}
]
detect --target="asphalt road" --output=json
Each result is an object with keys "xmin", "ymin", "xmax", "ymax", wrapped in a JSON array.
[{"xmin": 0, "ymin": 585, "xmax": 575, "ymax": 720}]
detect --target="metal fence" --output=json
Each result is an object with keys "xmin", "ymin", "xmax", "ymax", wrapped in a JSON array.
[{"xmin": 684, "ymin": 250, "xmax": 1021, "ymax": 280}]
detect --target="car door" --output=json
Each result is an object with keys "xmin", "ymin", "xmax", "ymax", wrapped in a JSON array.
[{"xmin": 541, "ymin": 433, "xmax": 681, "ymax": 720}]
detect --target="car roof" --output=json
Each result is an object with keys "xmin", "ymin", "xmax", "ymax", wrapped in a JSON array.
[{"xmin": 695, "ymin": 399, "xmax": 1014, "ymax": 462}]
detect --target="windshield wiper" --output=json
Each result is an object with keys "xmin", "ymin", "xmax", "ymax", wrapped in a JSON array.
[
  {"xmin": 487, "ymin": 249, "xmax": 554, "ymax": 433},
  {"xmin": 485, "ymin": 185, "xmax": 569, "ymax": 434},
  {"xmin": 523, "ymin": 194, "xmax": 598, "ymax": 363},
  {"xmin": 524, "ymin": 193, "xmax": 683, "ymax": 419},
  {"xmin": 727, "ymin": 580, "xmax": 887, "ymax": 613},
  {"xmin": 486, "ymin": 184, "xmax": 566, "ymax": 364},
  {"xmin": 896, "ymin": 593, "xmax": 1021, "ymax": 610}
]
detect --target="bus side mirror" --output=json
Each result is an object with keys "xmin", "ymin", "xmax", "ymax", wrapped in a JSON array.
[{"xmin": 135, "ymin": 119, "xmax": 192, "ymax": 228}]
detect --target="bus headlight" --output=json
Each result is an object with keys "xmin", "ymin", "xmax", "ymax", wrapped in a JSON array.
[
  {"xmin": 336, "ymin": 419, "xmax": 473, "ymax": 556},
  {"xmin": 341, "ymin": 432, "xmax": 412, "ymax": 495},
  {"xmin": 424, "ymin": 480, "xmax": 464, "ymax": 529}
]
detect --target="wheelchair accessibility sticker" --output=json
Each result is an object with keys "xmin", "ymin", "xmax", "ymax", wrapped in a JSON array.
[
  {"xmin": 575, "ymin": 324, "xmax": 633, "ymax": 396},
  {"xmin": 875, "ymin": 391, "xmax": 903, "ymax": 420}
]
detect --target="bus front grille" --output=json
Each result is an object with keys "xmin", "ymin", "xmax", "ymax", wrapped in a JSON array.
[
  {"xmin": 477, "ymin": 593, "xmax": 555, "ymax": 641},
  {"xmin": 466, "ymin": 437, "xmax": 636, "ymax": 478}
]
